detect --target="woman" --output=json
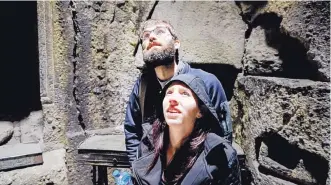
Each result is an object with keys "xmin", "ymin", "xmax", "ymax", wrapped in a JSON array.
[{"xmin": 132, "ymin": 74, "xmax": 241, "ymax": 185}]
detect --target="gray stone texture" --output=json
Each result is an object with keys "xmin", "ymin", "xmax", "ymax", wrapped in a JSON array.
[
  {"xmin": 60, "ymin": 1, "xmax": 153, "ymax": 182},
  {"xmin": 238, "ymin": 1, "xmax": 330, "ymax": 81},
  {"xmin": 0, "ymin": 143, "xmax": 43, "ymax": 171},
  {"xmin": 232, "ymin": 75, "xmax": 330, "ymax": 184},
  {"xmin": 19, "ymin": 111, "xmax": 43, "ymax": 143},
  {"xmin": 244, "ymin": 26, "xmax": 283, "ymax": 76},
  {"xmin": 0, "ymin": 122, "xmax": 13, "ymax": 145},
  {"xmin": 68, "ymin": 1, "xmax": 154, "ymax": 132},
  {"xmin": 150, "ymin": 1, "xmax": 246, "ymax": 69},
  {"xmin": 78, "ymin": 135, "xmax": 126, "ymax": 151},
  {"xmin": 0, "ymin": 149, "xmax": 68, "ymax": 185},
  {"xmin": 6, "ymin": 122, "xmax": 21, "ymax": 145}
]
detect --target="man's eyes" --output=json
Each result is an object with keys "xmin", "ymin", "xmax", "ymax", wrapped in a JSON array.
[
  {"xmin": 155, "ymin": 29, "xmax": 165, "ymax": 35},
  {"xmin": 142, "ymin": 32, "xmax": 150, "ymax": 39},
  {"xmin": 142, "ymin": 28, "xmax": 167, "ymax": 40}
]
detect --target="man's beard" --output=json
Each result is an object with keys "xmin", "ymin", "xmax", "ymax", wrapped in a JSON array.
[{"xmin": 143, "ymin": 45, "xmax": 176, "ymax": 68}]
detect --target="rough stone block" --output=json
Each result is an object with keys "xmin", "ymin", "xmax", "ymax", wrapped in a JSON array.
[
  {"xmin": 0, "ymin": 122, "xmax": 13, "ymax": 145},
  {"xmin": 232, "ymin": 75, "xmax": 330, "ymax": 184},
  {"xmin": 244, "ymin": 26, "xmax": 283, "ymax": 76},
  {"xmin": 237, "ymin": 1, "xmax": 330, "ymax": 81},
  {"xmin": 150, "ymin": 1, "xmax": 246, "ymax": 69}
]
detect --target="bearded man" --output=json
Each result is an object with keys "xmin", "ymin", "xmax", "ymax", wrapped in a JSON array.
[{"xmin": 124, "ymin": 19, "xmax": 232, "ymax": 163}]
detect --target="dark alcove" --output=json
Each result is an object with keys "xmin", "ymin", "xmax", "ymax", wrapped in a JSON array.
[{"xmin": 0, "ymin": 1, "xmax": 41, "ymax": 121}]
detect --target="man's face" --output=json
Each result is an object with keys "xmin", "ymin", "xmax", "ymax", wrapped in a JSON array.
[{"xmin": 140, "ymin": 23, "xmax": 177, "ymax": 67}]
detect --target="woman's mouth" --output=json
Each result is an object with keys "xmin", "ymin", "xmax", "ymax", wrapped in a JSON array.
[{"xmin": 167, "ymin": 107, "xmax": 181, "ymax": 114}]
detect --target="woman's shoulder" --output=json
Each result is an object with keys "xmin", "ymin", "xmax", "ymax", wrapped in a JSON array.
[
  {"xmin": 203, "ymin": 133, "xmax": 237, "ymax": 168},
  {"xmin": 204, "ymin": 133, "xmax": 233, "ymax": 151}
]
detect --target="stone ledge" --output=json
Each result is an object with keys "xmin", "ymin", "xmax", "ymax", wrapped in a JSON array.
[
  {"xmin": 78, "ymin": 135, "xmax": 125, "ymax": 151},
  {"xmin": 0, "ymin": 143, "xmax": 43, "ymax": 171},
  {"xmin": 0, "ymin": 148, "xmax": 68, "ymax": 185},
  {"xmin": 77, "ymin": 135, "xmax": 129, "ymax": 167}
]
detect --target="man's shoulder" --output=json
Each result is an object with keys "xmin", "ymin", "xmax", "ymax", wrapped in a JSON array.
[
  {"xmin": 181, "ymin": 62, "xmax": 214, "ymax": 77},
  {"xmin": 185, "ymin": 66, "xmax": 220, "ymax": 86}
]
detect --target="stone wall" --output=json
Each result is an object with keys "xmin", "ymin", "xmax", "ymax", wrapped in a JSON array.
[
  {"xmin": 0, "ymin": 1, "xmax": 329, "ymax": 185},
  {"xmin": 232, "ymin": 1, "xmax": 330, "ymax": 184}
]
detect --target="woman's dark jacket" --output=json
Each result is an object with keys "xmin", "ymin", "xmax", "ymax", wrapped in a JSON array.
[{"xmin": 132, "ymin": 74, "xmax": 241, "ymax": 185}]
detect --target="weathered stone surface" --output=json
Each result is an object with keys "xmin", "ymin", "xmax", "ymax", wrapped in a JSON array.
[
  {"xmin": 149, "ymin": 1, "xmax": 246, "ymax": 69},
  {"xmin": 69, "ymin": 1, "xmax": 154, "ymax": 132},
  {"xmin": 232, "ymin": 75, "xmax": 330, "ymax": 184},
  {"xmin": 237, "ymin": 1, "xmax": 330, "ymax": 81},
  {"xmin": 0, "ymin": 143, "xmax": 42, "ymax": 159},
  {"xmin": 78, "ymin": 135, "xmax": 125, "ymax": 151},
  {"xmin": 20, "ymin": 111, "xmax": 43, "ymax": 143},
  {"xmin": 0, "ymin": 121, "xmax": 13, "ymax": 145},
  {"xmin": 65, "ymin": 131, "xmax": 92, "ymax": 185},
  {"xmin": 244, "ymin": 26, "xmax": 283, "ymax": 76},
  {"xmin": 0, "ymin": 149, "xmax": 68, "ymax": 185},
  {"xmin": 0, "ymin": 143, "xmax": 43, "ymax": 171},
  {"xmin": 6, "ymin": 122, "xmax": 21, "ymax": 145},
  {"xmin": 37, "ymin": 1, "xmax": 71, "ymax": 153}
]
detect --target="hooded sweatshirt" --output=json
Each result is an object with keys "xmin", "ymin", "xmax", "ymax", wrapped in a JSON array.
[{"xmin": 132, "ymin": 74, "xmax": 241, "ymax": 185}]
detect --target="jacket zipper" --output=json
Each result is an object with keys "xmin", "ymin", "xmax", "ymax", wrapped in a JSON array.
[{"xmin": 132, "ymin": 166, "xmax": 143, "ymax": 185}]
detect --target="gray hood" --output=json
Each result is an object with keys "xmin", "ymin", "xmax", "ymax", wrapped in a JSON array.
[{"xmin": 161, "ymin": 74, "xmax": 223, "ymax": 135}]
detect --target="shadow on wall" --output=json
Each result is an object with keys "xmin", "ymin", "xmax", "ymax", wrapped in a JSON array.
[
  {"xmin": 251, "ymin": 12, "xmax": 320, "ymax": 81},
  {"xmin": 255, "ymin": 132, "xmax": 328, "ymax": 184},
  {"xmin": 190, "ymin": 63, "xmax": 241, "ymax": 101},
  {"xmin": 235, "ymin": 1, "xmax": 268, "ymax": 25},
  {"xmin": 0, "ymin": 1, "xmax": 41, "ymax": 121}
]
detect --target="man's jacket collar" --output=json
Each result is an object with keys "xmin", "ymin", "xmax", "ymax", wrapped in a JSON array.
[{"xmin": 175, "ymin": 60, "xmax": 190, "ymax": 76}]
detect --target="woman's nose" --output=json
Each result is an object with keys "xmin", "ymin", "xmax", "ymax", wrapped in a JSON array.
[{"xmin": 169, "ymin": 99, "xmax": 178, "ymax": 106}]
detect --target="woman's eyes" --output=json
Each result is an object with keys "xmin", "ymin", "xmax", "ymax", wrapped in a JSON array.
[
  {"xmin": 181, "ymin": 91, "xmax": 190, "ymax": 96},
  {"xmin": 165, "ymin": 89, "xmax": 190, "ymax": 96},
  {"xmin": 166, "ymin": 90, "xmax": 173, "ymax": 95}
]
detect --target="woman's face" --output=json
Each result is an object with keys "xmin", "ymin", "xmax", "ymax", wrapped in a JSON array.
[{"xmin": 163, "ymin": 82, "xmax": 201, "ymax": 128}]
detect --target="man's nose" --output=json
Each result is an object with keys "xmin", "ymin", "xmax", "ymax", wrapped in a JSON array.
[{"xmin": 149, "ymin": 32, "xmax": 157, "ymax": 41}]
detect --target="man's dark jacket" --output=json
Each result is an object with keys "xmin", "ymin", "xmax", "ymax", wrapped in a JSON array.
[
  {"xmin": 124, "ymin": 61, "xmax": 232, "ymax": 162},
  {"xmin": 131, "ymin": 74, "xmax": 240, "ymax": 185}
]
